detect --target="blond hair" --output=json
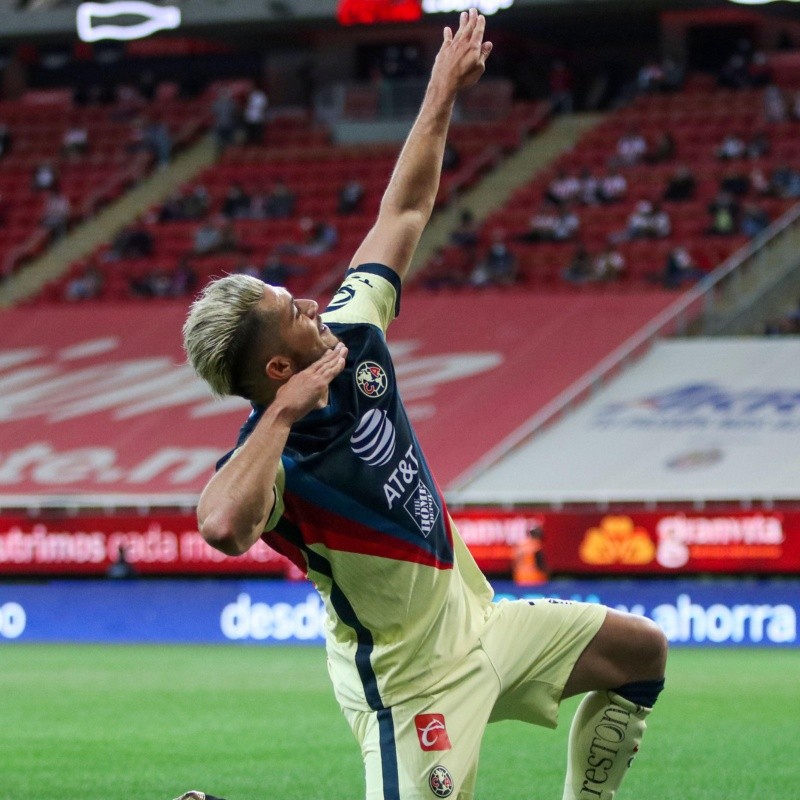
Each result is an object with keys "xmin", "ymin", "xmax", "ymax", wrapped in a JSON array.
[{"xmin": 182, "ymin": 274, "xmax": 267, "ymax": 397}]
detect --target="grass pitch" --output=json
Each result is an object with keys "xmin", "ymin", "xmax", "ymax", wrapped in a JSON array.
[{"xmin": 1, "ymin": 645, "xmax": 797, "ymax": 799}]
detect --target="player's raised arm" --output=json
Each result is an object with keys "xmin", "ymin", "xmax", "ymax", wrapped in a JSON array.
[{"xmin": 348, "ymin": 7, "xmax": 492, "ymax": 280}]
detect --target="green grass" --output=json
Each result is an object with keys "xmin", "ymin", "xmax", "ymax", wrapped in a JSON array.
[{"xmin": 1, "ymin": 646, "xmax": 797, "ymax": 799}]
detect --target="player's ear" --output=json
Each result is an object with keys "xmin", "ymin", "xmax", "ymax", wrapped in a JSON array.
[{"xmin": 266, "ymin": 355, "xmax": 293, "ymax": 381}]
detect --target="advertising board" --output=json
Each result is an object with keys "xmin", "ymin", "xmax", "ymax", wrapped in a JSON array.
[
  {"xmin": 1, "ymin": 579, "xmax": 796, "ymax": 647},
  {"xmin": 2, "ymin": 507, "xmax": 799, "ymax": 576}
]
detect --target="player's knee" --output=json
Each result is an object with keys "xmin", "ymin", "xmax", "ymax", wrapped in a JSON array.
[{"xmin": 635, "ymin": 615, "xmax": 668, "ymax": 677}]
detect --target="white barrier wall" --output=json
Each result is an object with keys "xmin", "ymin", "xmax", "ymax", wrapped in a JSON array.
[{"xmin": 457, "ymin": 339, "xmax": 800, "ymax": 504}]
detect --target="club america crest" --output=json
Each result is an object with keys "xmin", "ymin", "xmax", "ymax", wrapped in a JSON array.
[
  {"xmin": 428, "ymin": 765, "xmax": 454, "ymax": 798},
  {"xmin": 355, "ymin": 360, "xmax": 388, "ymax": 398}
]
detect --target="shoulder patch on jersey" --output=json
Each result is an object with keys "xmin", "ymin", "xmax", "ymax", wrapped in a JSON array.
[{"xmin": 355, "ymin": 360, "xmax": 389, "ymax": 398}]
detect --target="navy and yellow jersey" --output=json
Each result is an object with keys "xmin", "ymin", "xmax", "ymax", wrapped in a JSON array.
[{"xmin": 221, "ymin": 264, "xmax": 493, "ymax": 711}]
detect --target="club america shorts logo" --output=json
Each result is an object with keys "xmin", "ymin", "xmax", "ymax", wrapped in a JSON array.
[
  {"xmin": 428, "ymin": 765, "xmax": 454, "ymax": 797},
  {"xmin": 355, "ymin": 360, "xmax": 388, "ymax": 398},
  {"xmin": 415, "ymin": 714, "xmax": 451, "ymax": 751}
]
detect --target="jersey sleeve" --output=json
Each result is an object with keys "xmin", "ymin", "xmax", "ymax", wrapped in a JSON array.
[
  {"xmin": 263, "ymin": 458, "xmax": 286, "ymax": 532},
  {"xmin": 322, "ymin": 263, "xmax": 401, "ymax": 334}
]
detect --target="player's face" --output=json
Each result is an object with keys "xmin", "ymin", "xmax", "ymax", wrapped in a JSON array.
[{"xmin": 261, "ymin": 284, "xmax": 339, "ymax": 370}]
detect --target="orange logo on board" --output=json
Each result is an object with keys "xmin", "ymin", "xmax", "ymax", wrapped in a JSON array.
[{"xmin": 579, "ymin": 516, "xmax": 656, "ymax": 565}]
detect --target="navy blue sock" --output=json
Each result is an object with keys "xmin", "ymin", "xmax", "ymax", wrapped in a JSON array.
[{"xmin": 612, "ymin": 677, "xmax": 665, "ymax": 708}]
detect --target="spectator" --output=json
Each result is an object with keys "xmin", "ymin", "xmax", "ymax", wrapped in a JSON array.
[
  {"xmin": 740, "ymin": 203, "xmax": 770, "ymax": 238},
  {"xmin": 646, "ymin": 131, "xmax": 675, "ymax": 164},
  {"xmin": 112, "ymin": 85, "xmax": 146, "ymax": 123},
  {"xmin": 221, "ymin": 183, "xmax": 252, "ymax": 219},
  {"xmin": 64, "ymin": 263, "xmax": 103, "ymax": 301},
  {"xmin": 470, "ymin": 230, "xmax": 517, "ymax": 287},
  {"xmin": 718, "ymin": 53, "xmax": 749, "ymax": 90},
  {"xmin": 598, "ymin": 170, "xmax": 628, "ymax": 203},
  {"xmin": 449, "ymin": 209, "xmax": 479, "ymax": 252},
  {"xmin": 262, "ymin": 253, "xmax": 305, "ymax": 286},
  {"xmin": 517, "ymin": 201, "xmax": 560, "ymax": 242},
  {"xmin": 626, "ymin": 201, "xmax": 671, "ymax": 239},
  {"xmin": 748, "ymin": 52, "xmax": 773, "ymax": 88},
  {"xmin": 750, "ymin": 167, "xmax": 772, "ymax": 197},
  {"xmin": 663, "ymin": 166, "xmax": 696, "ymax": 202},
  {"xmin": 233, "ymin": 259, "xmax": 262, "ymax": 278},
  {"xmin": 212, "ymin": 88, "xmax": 239, "ymax": 153},
  {"xmin": 170, "ymin": 258, "xmax": 198, "ymax": 297},
  {"xmin": 61, "ymin": 125, "xmax": 89, "ymax": 158},
  {"xmin": 763, "ymin": 84, "xmax": 787, "ymax": 123},
  {"xmin": 545, "ymin": 169, "xmax": 581, "ymax": 205},
  {"xmin": 145, "ymin": 120, "xmax": 172, "ymax": 167},
  {"xmin": 259, "ymin": 180, "xmax": 296, "ymax": 219},
  {"xmin": 108, "ymin": 223, "xmax": 154, "ymax": 260},
  {"xmin": 40, "ymin": 189, "xmax": 71, "ymax": 239},
  {"xmin": 746, "ymin": 131, "xmax": 770, "ymax": 159},
  {"xmin": 715, "ymin": 133, "xmax": 746, "ymax": 161},
  {"xmin": 552, "ymin": 207, "xmax": 580, "ymax": 242},
  {"xmin": 578, "ymin": 168, "xmax": 600, "ymax": 205},
  {"xmin": 771, "ymin": 163, "xmax": 800, "ymax": 199},
  {"xmin": 243, "ymin": 86, "xmax": 269, "ymax": 145},
  {"xmin": 548, "ymin": 60, "xmax": 574, "ymax": 113},
  {"xmin": 32, "ymin": 160, "xmax": 59, "ymax": 191},
  {"xmin": 158, "ymin": 186, "xmax": 210, "ymax": 222},
  {"xmin": 663, "ymin": 246, "xmax": 705, "ymax": 289},
  {"xmin": 338, "ymin": 180, "xmax": 365, "ymax": 215},
  {"xmin": 126, "ymin": 116, "xmax": 148, "ymax": 155},
  {"xmin": 707, "ymin": 191, "xmax": 739, "ymax": 236},
  {"xmin": 0, "ymin": 123, "xmax": 13, "ymax": 158},
  {"xmin": 562, "ymin": 245, "xmax": 593, "ymax": 283},
  {"xmin": 592, "ymin": 246, "xmax": 626, "ymax": 282},
  {"xmin": 294, "ymin": 217, "xmax": 338, "ymax": 256},
  {"xmin": 720, "ymin": 168, "xmax": 750, "ymax": 196},
  {"xmin": 193, "ymin": 215, "xmax": 239, "ymax": 256},
  {"xmin": 637, "ymin": 60, "xmax": 683, "ymax": 93},
  {"xmin": 615, "ymin": 127, "xmax": 647, "ymax": 166},
  {"xmin": 791, "ymin": 90, "xmax": 800, "ymax": 122}
]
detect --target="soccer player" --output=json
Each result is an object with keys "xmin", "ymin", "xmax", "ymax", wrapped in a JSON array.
[{"xmin": 182, "ymin": 9, "xmax": 667, "ymax": 800}]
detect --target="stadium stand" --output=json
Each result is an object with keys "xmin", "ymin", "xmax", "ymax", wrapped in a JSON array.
[
  {"xmin": 412, "ymin": 73, "xmax": 800, "ymax": 291},
  {"xmin": 25, "ymin": 97, "xmax": 547, "ymax": 304},
  {"xmin": 0, "ymin": 84, "xmax": 211, "ymax": 279}
]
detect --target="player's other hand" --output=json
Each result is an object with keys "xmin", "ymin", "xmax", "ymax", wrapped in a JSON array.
[
  {"xmin": 274, "ymin": 341, "xmax": 348, "ymax": 421},
  {"xmin": 432, "ymin": 8, "xmax": 493, "ymax": 93}
]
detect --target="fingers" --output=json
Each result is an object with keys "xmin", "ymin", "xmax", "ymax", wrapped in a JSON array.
[
  {"xmin": 443, "ymin": 26, "xmax": 452, "ymax": 43},
  {"xmin": 471, "ymin": 10, "xmax": 486, "ymax": 45},
  {"xmin": 480, "ymin": 40, "xmax": 493, "ymax": 64},
  {"xmin": 312, "ymin": 342, "xmax": 347, "ymax": 378}
]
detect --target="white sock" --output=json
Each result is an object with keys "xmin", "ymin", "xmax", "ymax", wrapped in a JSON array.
[{"xmin": 561, "ymin": 691, "xmax": 650, "ymax": 800}]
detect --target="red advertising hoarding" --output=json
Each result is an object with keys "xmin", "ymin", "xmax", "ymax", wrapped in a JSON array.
[
  {"xmin": 2, "ymin": 507, "xmax": 797, "ymax": 577},
  {"xmin": 0, "ymin": 293, "xmax": 675, "ymax": 504}
]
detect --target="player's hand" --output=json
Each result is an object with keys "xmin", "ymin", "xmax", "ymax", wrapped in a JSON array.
[
  {"xmin": 273, "ymin": 341, "xmax": 348, "ymax": 422},
  {"xmin": 432, "ymin": 8, "xmax": 493, "ymax": 93}
]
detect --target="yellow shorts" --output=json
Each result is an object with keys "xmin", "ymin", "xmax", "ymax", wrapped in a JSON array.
[{"xmin": 342, "ymin": 598, "xmax": 607, "ymax": 800}]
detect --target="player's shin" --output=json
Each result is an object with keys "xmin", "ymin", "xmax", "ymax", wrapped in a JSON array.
[{"xmin": 561, "ymin": 680, "xmax": 663, "ymax": 800}]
